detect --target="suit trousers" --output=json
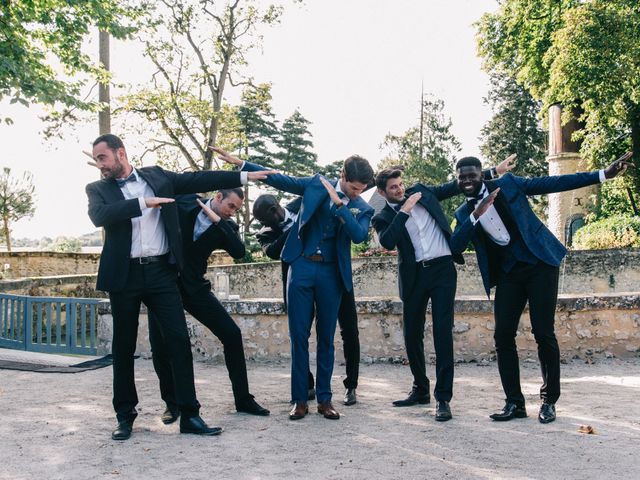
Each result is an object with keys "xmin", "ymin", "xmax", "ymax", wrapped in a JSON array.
[
  {"xmin": 149, "ymin": 288, "xmax": 251, "ymax": 410},
  {"xmin": 108, "ymin": 261, "xmax": 199, "ymax": 421},
  {"xmin": 287, "ymin": 256, "xmax": 343, "ymax": 403},
  {"xmin": 402, "ymin": 257, "xmax": 456, "ymax": 402},
  {"xmin": 493, "ymin": 262, "xmax": 561, "ymax": 405}
]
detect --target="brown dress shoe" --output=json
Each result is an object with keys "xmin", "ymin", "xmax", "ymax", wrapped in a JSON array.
[
  {"xmin": 289, "ymin": 402, "xmax": 308, "ymax": 420},
  {"xmin": 317, "ymin": 401, "xmax": 340, "ymax": 420}
]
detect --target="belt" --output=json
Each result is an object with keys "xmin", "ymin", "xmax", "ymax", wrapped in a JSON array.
[
  {"xmin": 304, "ymin": 254, "xmax": 324, "ymax": 262},
  {"xmin": 417, "ymin": 255, "xmax": 452, "ymax": 268},
  {"xmin": 130, "ymin": 254, "xmax": 168, "ymax": 265}
]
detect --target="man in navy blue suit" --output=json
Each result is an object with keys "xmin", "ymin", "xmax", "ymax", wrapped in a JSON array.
[
  {"xmin": 213, "ymin": 147, "xmax": 374, "ymax": 420},
  {"xmin": 450, "ymin": 153, "xmax": 633, "ymax": 424}
]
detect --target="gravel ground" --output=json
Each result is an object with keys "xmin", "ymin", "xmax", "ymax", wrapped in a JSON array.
[{"xmin": 1, "ymin": 356, "xmax": 639, "ymax": 480}]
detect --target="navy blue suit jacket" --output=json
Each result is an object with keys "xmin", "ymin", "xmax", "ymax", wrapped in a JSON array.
[
  {"xmin": 450, "ymin": 171, "xmax": 601, "ymax": 297},
  {"xmin": 243, "ymin": 161, "xmax": 373, "ymax": 292}
]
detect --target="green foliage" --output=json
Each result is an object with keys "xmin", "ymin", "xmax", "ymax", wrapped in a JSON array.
[
  {"xmin": 118, "ymin": 0, "xmax": 286, "ymax": 171},
  {"xmin": 50, "ymin": 236, "xmax": 83, "ymax": 253},
  {"xmin": 318, "ymin": 160, "xmax": 344, "ymax": 180},
  {"xmin": 572, "ymin": 214, "xmax": 640, "ymax": 249},
  {"xmin": 379, "ymin": 94, "xmax": 461, "ymax": 219},
  {"xmin": 236, "ymin": 83, "xmax": 279, "ymax": 167},
  {"xmin": 275, "ymin": 110, "xmax": 318, "ymax": 176},
  {"xmin": 475, "ymin": 0, "xmax": 640, "ymax": 217},
  {"xmin": 480, "ymin": 71, "xmax": 548, "ymax": 216},
  {"xmin": 0, "ymin": 167, "xmax": 36, "ymax": 252},
  {"xmin": 0, "ymin": 0, "xmax": 144, "ymax": 118}
]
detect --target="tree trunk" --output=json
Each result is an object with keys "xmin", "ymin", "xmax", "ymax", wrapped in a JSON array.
[
  {"xmin": 629, "ymin": 109, "xmax": 640, "ymax": 215},
  {"xmin": 3, "ymin": 214, "xmax": 11, "ymax": 252}
]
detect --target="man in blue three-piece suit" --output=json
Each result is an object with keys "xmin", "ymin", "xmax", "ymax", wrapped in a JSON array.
[
  {"xmin": 212, "ymin": 147, "xmax": 374, "ymax": 420},
  {"xmin": 450, "ymin": 153, "xmax": 633, "ymax": 424}
]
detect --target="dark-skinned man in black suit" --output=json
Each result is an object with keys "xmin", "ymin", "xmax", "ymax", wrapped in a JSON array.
[
  {"xmin": 148, "ymin": 188, "xmax": 270, "ymax": 425},
  {"xmin": 253, "ymin": 194, "xmax": 360, "ymax": 406},
  {"xmin": 86, "ymin": 134, "xmax": 272, "ymax": 440}
]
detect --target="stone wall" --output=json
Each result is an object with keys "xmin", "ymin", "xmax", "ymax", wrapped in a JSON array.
[
  {"xmin": 96, "ymin": 294, "xmax": 640, "ymax": 363},
  {"xmin": 211, "ymin": 248, "xmax": 640, "ymax": 299}
]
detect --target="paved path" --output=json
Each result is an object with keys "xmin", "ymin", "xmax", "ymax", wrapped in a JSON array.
[{"xmin": 1, "ymin": 355, "xmax": 639, "ymax": 479}]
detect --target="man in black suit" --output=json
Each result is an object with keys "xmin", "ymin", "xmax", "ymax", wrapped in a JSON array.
[
  {"xmin": 86, "ymin": 134, "xmax": 271, "ymax": 440},
  {"xmin": 450, "ymin": 153, "xmax": 632, "ymax": 424},
  {"xmin": 148, "ymin": 188, "xmax": 270, "ymax": 424},
  {"xmin": 371, "ymin": 161, "xmax": 511, "ymax": 421},
  {"xmin": 253, "ymin": 194, "xmax": 360, "ymax": 406}
]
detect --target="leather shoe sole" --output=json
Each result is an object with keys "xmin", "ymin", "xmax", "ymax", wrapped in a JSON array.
[
  {"xmin": 392, "ymin": 396, "xmax": 430, "ymax": 407},
  {"xmin": 489, "ymin": 407, "xmax": 527, "ymax": 422},
  {"xmin": 180, "ymin": 425, "xmax": 223, "ymax": 436},
  {"xmin": 111, "ymin": 422, "xmax": 133, "ymax": 441}
]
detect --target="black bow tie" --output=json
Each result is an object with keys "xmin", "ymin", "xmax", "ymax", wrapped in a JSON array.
[
  {"xmin": 116, "ymin": 172, "xmax": 136, "ymax": 187},
  {"xmin": 391, "ymin": 198, "xmax": 406, "ymax": 212},
  {"xmin": 466, "ymin": 192, "xmax": 484, "ymax": 205}
]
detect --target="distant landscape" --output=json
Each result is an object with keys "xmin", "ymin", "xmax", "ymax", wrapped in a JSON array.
[{"xmin": 1, "ymin": 230, "xmax": 102, "ymax": 253}]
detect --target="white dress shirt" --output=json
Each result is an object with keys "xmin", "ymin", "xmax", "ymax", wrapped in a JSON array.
[
  {"xmin": 390, "ymin": 201, "xmax": 452, "ymax": 262},
  {"xmin": 118, "ymin": 169, "xmax": 169, "ymax": 258}
]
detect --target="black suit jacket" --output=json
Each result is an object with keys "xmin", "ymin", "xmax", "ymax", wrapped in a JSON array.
[
  {"xmin": 175, "ymin": 194, "xmax": 246, "ymax": 297},
  {"xmin": 255, "ymin": 197, "xmax": 302, "ymax": 303},
  {"xmin": 371, "ymin": 181, "xmax": 464, "ymax": 302},
  {"xmin": 86, "ymin": 166, "xmax": 241, "ymax": 293}
]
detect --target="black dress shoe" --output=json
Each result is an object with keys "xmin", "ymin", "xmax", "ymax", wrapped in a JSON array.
[
  {"xmin": 236, "ymin": 397, "xmax": 270, "ymax": 416},
  {"xmin": 392, "ymin": 389, "xmax": 430, "ymax": 407},
  {"xmin": 308, "ymin": 387, "xmax": 316, "ymax": 401},
  {"xmin": 538, "ymin": 402, "xmax": 556, "ymax": 424},
  {"xmin": 489, "ymin": 402, "xmax": 527, "ymax": 421},
  {"xmin": 343, "ymin": 388, "xmax": 357, "ymax": 406},
  {"xmin": 161, "ymin": 407, "xmax": 179, "ymax": 425},
  {"xmin": 111, "ymin": 420, "xmax": 134, "ymax": 441},
  {"xmin": 435, "ymin": 401, "xmax": 452, "ymax": 422},
  {"xmin": 179, "ymin": 415, "xmax": 223, "ymax": 435}
]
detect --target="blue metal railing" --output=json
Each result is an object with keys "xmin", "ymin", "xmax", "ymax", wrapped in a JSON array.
[{"xmin": 0, "ymin": 294, "xmax": 103, "ymax": 355}]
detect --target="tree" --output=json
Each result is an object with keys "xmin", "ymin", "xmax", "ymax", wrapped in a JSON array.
[
  {"xmin": 379, "ymin": 94, "xmax": 461, "ymax": 218},
  {"xmin": 0, "ymin": 0, "xmax": 143, "ymax": 121},
  {"xmin": 119, "ymin": 0, "xmax": 289, "ymax": 171},
  {"xmin": 479, "ymin": 72, "xmax": 548, "ymax": 215},
  {"xmin": 0, "ymin": 168, "xmax": 36, "ymax": 252},
  {"xmin": 275, "ymin": 110, "xmax": 318, "ymax": 176},
  {"xmin": 476, "ymin": 0, "xmax": 640, "ymax": 215}
]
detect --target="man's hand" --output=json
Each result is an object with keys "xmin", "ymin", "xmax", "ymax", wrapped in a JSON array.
[
  {"xmin": 197, "ymin": 198, "xmax": 220, "ymax": 223},
  {"xmin": 247, "ymin": 170, "xmax": 277, "ymax": 181},
  {"xmin": 604, "ymin": 151, "xmax": 634, "ymax": 179},
  {"xmin": 145, "ymin": 197, "xmax": 175, "ymax": 208},
  {"xmin": 400, "ymin": 192, "xmax": 422, "ymax": 213},
  {"xmin": 495, "ymin": 154, "xmax": 517, "ymax": 176},
  {"xmin": 472, "ymin": 188, "xmax": 500, "ymax": 220},
  {"xmin": 320, "ymin": 176, "xmax": 343, "ymax": 206},
  {"xmin": 209, "ymin": 146, "xmax": 243, "ymax": 166}
]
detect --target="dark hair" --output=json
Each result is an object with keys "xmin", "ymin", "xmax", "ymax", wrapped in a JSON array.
[
  {"xmin": 375, "ymin": 166, "xmax": 404, "ymax": 191},
  {"xmin": 455, "ymin": 156, "xmax": 482, "ymax": 170},
  {"xmin": 252, "ymin": 194, "xmax": 279, "ymax": 220},
  {"xmin": 93, "ymin": 133, "xmax": 125, "ymax": 151},
  {"xmin": 219, "ymin": 187, "xmax": 244, "ymax": 200},
  {"xmin": 343, "ymin": 155, "xmax": 374, "ymax": 184}
]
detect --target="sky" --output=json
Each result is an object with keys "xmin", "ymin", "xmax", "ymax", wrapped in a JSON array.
[{"xmin": 0, "ymin": 0, "xmax": 498, "ymax": 240}]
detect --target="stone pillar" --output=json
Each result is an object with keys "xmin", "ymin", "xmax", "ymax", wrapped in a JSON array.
[{"xmin": 546, "ymin": 104, "xmax": 597, "ymax": 245}]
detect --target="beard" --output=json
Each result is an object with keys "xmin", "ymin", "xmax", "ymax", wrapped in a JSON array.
[{"xmin": 100, "ymin": 159, "xmax": 126, "ymax": 180}]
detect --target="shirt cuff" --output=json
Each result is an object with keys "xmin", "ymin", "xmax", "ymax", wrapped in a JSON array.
[
  {"xmin": 239, "ymin": 160, "xmax": 246, "ymax": 170},
  {"xmin": 469, "ymin": 213, "xmax": 479, "ymax": 225},
  {"xmin": 599, "ymin": 169, "xmax": 607, "ymax": 183},
  {"xmin": 138, "ymin": 197, "xmax": 147, "ymax": 211},
  {"xmin": 240, "ymin": 171, "xmax": 248, "ymax": 185}
]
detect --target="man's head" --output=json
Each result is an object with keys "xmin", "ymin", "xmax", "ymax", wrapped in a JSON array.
[
  {"xmin": 455, "ymin": 156, "xmax": 484, "ymax": 197},
  {"xmin": 92, "ymin": 134, "xmax": 131, "ymax": 180},
  {"xmin": 211, "ymin": 188, "xmax": 244, "ymax": 220},
  {"xmin": 253, "ymin": 194, "xmax": 285, "ymax": 228},
  {"xmin": 375, "ymin": 167, "xmax": 405, "ymax": 203},
  {"xmin": 339, "ymin": 155, "xmax": 374, "ymax": 200}
]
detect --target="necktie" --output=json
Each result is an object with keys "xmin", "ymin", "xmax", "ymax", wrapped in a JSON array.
[{"xmin": 116, "ymin": 172, "xmax": 136, "ymax": 187}]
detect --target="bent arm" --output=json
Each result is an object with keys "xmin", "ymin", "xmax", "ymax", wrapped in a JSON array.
[
  {"xmin": 86, "ymin": 183, "xmax": 141, "ymax": 227},
  {"xmin": 515, "ymin": 171, "xmax": 600, "ymax": 196},
  {"xmin": 450, "ymin": 214, "xmax": 476, "ymax": 255},
  {"xmin": 373, "ymin": 214, "xmax": 408, "ymax": 251},
  {"xmin": 241, "ymin": 160, "xmax": 311, "ymax": 196},
  {"xmin": 168, "ymin": 170, "xmax": 243, "ymax": 194},
  {"xmin": 336, "ymin": 207, "xmax": 373, "ymax": 244},
  {"xmin": 215, "ymin": 221, "xmax": 246, "ymax": 259}
]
